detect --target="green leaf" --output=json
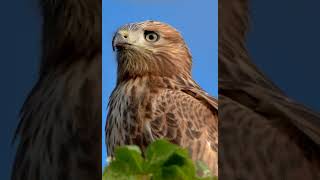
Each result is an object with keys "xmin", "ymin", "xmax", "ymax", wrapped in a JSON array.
[
  {"xmin": 125, "ymin": 145, "xmax": 142, "ymax": 155},
  {"xmin": 103, "ymin": 139, "xmax": 217, "ymax": 180},
  {"xmin": 163, "ymin": 151, "xmax": 196, "ymax": 178},
  {"xmin": 113, "ymin": 146, "xmax": 144, "ymax": 174},
  {"xmin": 153, "ymin": 165, "xmax": 189, "ymax": 180},
  {"xmin": 145, "ymin": 139, "xmax": 181, "ymax": 171},
  {"xmin": 104, "ymin": 160, "xmax": 151, "ymax": 180}
]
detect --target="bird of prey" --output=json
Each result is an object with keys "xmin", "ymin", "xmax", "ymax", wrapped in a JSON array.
[
  {"xmin": 219, "ymin": 0, "xmax": 320, "ymax": 179},
  {"xmin": 106, "ymin": 21, "xmax": 219, "ymax": 175},
  {"xmin": 12, "ymin": 0, "xmax": 101, "ymax": 180}
]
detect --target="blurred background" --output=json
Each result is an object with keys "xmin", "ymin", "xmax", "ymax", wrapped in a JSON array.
[
  {"xmin": 247, "ymin": 1, "xmax": 320, "ymax": 112},
  {"xmin": 1, "ymin": 0, "xmax": 320, "ymax": 179},
  {"xmin": 103, "ymin": 0, "xmax": 218, "ymax": 167},
  {"xmin": 0, "ymin": 0, "xmax": 41, "ymax": 179}
]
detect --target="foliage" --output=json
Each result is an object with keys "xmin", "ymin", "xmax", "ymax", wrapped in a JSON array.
[{"xmin": 103, "ymin": 139, "xmax": 217, "ymax": 180}]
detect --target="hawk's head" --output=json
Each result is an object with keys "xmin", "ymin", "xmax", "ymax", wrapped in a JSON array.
[{"xmin": 112, "ymin": 21, "xmax": 192, "ymax": 83}]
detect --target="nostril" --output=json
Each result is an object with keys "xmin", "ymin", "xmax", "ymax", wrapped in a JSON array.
[{"xmin": 123, "ymin": 35, "xmax": 128, "ymax": 39}]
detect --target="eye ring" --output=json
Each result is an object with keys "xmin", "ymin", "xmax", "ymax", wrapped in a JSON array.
[{"xmin": 144, "ymin": 31, "xmax": 159, "ymax": 42}]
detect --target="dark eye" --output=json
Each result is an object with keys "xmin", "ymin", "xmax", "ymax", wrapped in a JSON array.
[{"xmin": 144, "ymin": 31, "xmax": 159, "ymax": 42}]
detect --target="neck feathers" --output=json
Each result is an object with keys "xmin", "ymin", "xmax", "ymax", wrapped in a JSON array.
[{"xmin": 116, "ymin": 48, "xmax": 192, "ymax": 85}]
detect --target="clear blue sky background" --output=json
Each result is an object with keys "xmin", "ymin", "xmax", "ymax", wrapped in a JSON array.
[{"xmin": 103, "ymin": 0, "xmax": 218, "ymax": 167}]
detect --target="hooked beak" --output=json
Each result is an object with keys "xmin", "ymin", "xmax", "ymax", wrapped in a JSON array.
[{"xmin": 112, "ymin": 31, "xmax": 132, "ymax": 51}]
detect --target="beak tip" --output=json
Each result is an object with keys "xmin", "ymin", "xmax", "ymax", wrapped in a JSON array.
[{"xmin": 112, "ymin": 31, "xmax": 132, "ymax": 52}]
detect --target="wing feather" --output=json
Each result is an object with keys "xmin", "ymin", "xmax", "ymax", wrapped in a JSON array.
[
  {"xmin": 148, "ymin": 88, "xmax": 218, "ymax": 175},
  {"xmin": 221, "ymin": 80, "xmax": 320, "ymax": 147}
]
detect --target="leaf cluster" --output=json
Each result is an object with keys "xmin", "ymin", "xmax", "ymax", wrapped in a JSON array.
[{"xmin": 103, "ymin": 139, "xmax": 217, "ymax": 180}]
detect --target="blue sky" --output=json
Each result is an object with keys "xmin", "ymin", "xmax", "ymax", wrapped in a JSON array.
[{"xmin": 103, "ymin": 0, "xmax": 218, "ymax": 167}]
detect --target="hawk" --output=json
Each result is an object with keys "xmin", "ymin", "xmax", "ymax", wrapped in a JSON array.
[
  {"xmin": 106, "ymin": 21, "xmax": 219, "ymax": 175},
  {"xmin": 12, "ymin": 0, "xmax": 101, "ymax": 179},
  {"xmin": 219, "ymin": 0, "xmax": 320, "ymax": 179}
]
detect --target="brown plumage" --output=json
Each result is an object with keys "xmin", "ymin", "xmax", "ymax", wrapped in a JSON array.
[
  {"xmin": 12, "ymin": 0, "xmax": 101, "ymax": 179},
  {"xmin": 106, "ymin": 21, "xmax": 218, "ymax": 175},
  {"xmin": 219, "ymin": 0, "xmax": 320, "ymax": 179}
]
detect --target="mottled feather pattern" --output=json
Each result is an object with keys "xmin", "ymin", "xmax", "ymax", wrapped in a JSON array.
[
  {"xmin": 107, "ymin": 21, "xmax": 218, "ymax": 176},
  {"xmin": 220, "ymin": 92, "xmax": 320, "ymax": 180},
  {"xmin": 219, "ymin": 0, "xmax": 320, "ymax": 179},
  {"xmin": 107, "ymin": 76, "xmax": 218, "ymax": 174}
]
